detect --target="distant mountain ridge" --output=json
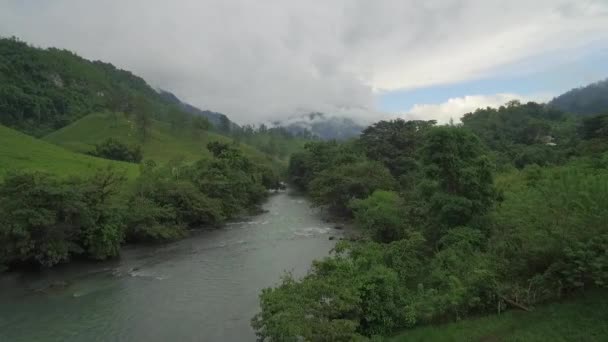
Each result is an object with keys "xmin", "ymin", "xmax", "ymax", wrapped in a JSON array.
[
  {"xmin": 273, "ymin": 112, "xmax": 364, "ymax": 140},
  {"xmin": 157, "ymin": 89, "xmax": 239, "ymax": 131},
  {"xmin": 549, "ymin": 78, "xmax": 608, "ymax": 116}
]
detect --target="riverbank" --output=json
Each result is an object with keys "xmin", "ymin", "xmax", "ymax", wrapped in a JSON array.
[
  {"xmin": 0, "ymin": 190, "xmax": 342, "ymax": 342},
  {"xmin": 387, "ymin": 290, "xmax": 608, "ymax": 341}
]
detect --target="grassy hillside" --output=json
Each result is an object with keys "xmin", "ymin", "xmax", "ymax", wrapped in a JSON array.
[
  {"xmin": 44, "ymin": 111, "xmax": 279, "ymax": 167},
  {"xmin": 388, "ymin": 291, "xmax": 608, "ymax": 342},
  {"xmin": 0, "ymin": 124, "xmax": 138, "ymax": 178}
]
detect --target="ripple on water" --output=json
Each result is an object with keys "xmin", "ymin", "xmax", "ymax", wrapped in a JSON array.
[{"xmin": 293, "ymin": 226, "xmax": 332, "ymax": 237}]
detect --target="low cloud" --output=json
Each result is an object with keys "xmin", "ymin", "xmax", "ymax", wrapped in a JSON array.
[{"xmin": 400, "ymin": 93, "xmax": 552, "ymax": 124}]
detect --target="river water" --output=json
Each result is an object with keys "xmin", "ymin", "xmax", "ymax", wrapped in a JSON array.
[{"xmin": 0, "ymin": 190, "xmax": 343, "ymax": 342}]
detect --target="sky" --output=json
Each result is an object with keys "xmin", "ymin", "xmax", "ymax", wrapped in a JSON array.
[{"xmin": 1, "ymin": 0, "xmax": 607, "ymax": 124}]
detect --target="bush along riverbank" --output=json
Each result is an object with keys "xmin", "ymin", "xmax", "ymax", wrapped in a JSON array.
[{"xmin": 0, "ymin": 142, "xmax": 281, "ymax": 270}]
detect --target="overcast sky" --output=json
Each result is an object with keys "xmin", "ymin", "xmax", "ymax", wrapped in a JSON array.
[{"xmin": 1, "ymin": 0, "xmax": 608, "ymax": 124}]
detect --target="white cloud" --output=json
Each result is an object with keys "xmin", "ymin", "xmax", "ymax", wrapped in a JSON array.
[
  {"xmin": 400, "ymin": 93, "xmax": 553, "ymax": 124},
  {"xmin": 0, "ymin": 0, "xmax": 607, "ymax": 123}
]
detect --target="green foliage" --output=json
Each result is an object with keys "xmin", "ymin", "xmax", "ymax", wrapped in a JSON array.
[
  {"xmin": 549, "ymin": 78, "xmax": 608, "ymax": 116},
  {"xmin": 490, "ymin": 166, "xmax": 608, "ymax": 301},
  {"xmin": 124, "ymin": 196, "xmax": 186, "ymax": 242},
  {"xmin": 135, "ymin": 163, "xmax": 224, "ymax": 226},
  {"xmin": 577, "ymin": 114, "xmax": 608, "ymax": 157},
  {"xmin": 268, "ymin": 109, "xmax": 608, "ymax": 340},
  {"xmin": 460, "ymin": 101, "xmax": 575, "ymax": 169},
  {"xmin": 351, "ymin": 191, "xmax": 407, "ymax": 243},
  {"xmin": 253, "ymin": 241, "xmax": 413, "ymax": 340},
  {"xmin": 124, "ymin": 143, "xmax": 274, "ymax": 242},
  {"xmin": 360, "ymin": 119, "xmax": 435, "ymax": 178},
  {"xmin": 188, "ymin": 143, "xmax": 269, "ymax": 217},
  {"xmin": 557, "ymin": 234, "xmax": 608, "ymax": 289},
  {"xmin": 309, "ymin": 161, "xmax": 395, "ymax": 214},
  {"xmin": 288, "ymin": 140, "xmax": 363, "ymax": 190},
  {"xmin": 389, "ymin": 290, "xmax": 608, "ymax": 342},
  {"xmin": 419, "ymin": 127, "xmax": 495, "ymax": 231},
  {"xmin": 0, "ymin": 169, "xmax": 125, "ymax": 268},
  {"xmin": 230, "ymin": 124, "xmax": 309, "ymax": 161},
  {"xmin": 89, "ymin": 137, "xmax": 142, "ymax": 163}
]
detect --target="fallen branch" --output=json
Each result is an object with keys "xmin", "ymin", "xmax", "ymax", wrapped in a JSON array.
[{"xmin": 499, "ymin": 295, "xmax": 533, "ymax": 312}]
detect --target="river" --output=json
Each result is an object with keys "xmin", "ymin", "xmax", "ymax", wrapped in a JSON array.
[{"xmin": 0, "ymin": 190, "xmax": 344, "ymax": 342}]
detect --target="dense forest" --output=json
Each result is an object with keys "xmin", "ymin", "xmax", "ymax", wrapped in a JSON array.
[{"xmin": 252, "ymin": 100, "xmax": 608, "ymax": 340}]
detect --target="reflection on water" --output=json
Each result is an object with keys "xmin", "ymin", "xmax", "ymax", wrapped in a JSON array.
[{"xmin": 0, "ymin": 190, "xmax": 343, "ymax": 342}]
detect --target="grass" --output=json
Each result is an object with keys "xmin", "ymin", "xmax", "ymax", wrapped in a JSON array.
[
  {"xmin": 43, "ymin": 112, "xmax": 278, "ymax": 167},
  {"xmin": 387, "ymin": 291, "xmax": 608, "ymax": 342},
  {"xmin": 0, "ymin": 124, "xmax": 138, "ymax": 179}
]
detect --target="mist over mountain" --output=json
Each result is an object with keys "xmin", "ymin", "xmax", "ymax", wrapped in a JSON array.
[
  {"xmin": 549, "ymin": 78, "xmax": 608, "ymax": 116},
  {"xmin": 272, "ymin": 112, "xmax": 364, "ymax": 140}
]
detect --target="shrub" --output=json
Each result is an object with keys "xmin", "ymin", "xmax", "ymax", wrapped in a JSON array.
[
  {"xmin": 308, "ymin": 161, "xmax": 395, "ymax": 215},
  {"xmin": 351, "ymin": 190, "xmax": 407, "ymax": 243},
  {"xmin": 0, "ymin": 169, "xmax": 126, "ymax": 268},
  {"xmin": 89, "ymin": 138, "xmax": 142, "ymax": 163}
]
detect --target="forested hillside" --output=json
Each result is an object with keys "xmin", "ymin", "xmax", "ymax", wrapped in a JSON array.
[
  {"xmin": 253, "ymin": 101, "xmax": 608, "ymax": 341},
  {"xmin": 549, "ymin": 78, "xmax": 608, "ymax": 116},
  {"xmin": 0, "ymin": 37, "xmax": 222, "ymax": 137}
]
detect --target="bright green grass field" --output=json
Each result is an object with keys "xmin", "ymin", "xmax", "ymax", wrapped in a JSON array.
[
  {"xmin": 44, "ymin": 112, "xmax": 277, "ymax": 166},
  {"xmin": 0, "ymin": 124, "xmax": 138, "ymax": 179},
  {"xmin": 388, "ymin": 291, "xmax": 608, "ymax": 342}
]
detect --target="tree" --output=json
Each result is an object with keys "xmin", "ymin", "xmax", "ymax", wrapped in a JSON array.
[
  {"xmin": 418, "ymin": 127, "xmax": 495, "ymax": 231},
  {"xmin": 219, "ymin": 114, "xmax": 231, "ymax": 133},
  {"xmin": 130, "ymin": 96, "xmax": 153, "ymax": 141},
  {"xmin": 360, "ymin": 119, "xmax": 436, "ymax": 177},
  {"xmin": 168, "ymin": 105, "xmax": 190, "ymax": 131},
  {"xmin": 351, "ymin": 190, "xmax": 407, "ymax": 242},
  {"xmin": 0, "ymin": 169, "xmax": 126, "ymax": 268},
  {"xmin": 308, "ymin": 160, "xmax": 395, "ymax": 215},
  {"xmin": 192, "ymin": 116, "xmax": 211, "ymax": 139},
  {"xmin": 89, "ymin": 138, "xmax": 142, "ymax": 163}
]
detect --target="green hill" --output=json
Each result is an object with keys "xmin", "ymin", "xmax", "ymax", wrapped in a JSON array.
[
  {"xmin": 549, "ymin": 78, "xmax": 608, "ymax": 116},
  {"xmin": 0, "ymin": 123, "xmax": 138, "ymax": 178},
  {"xmin": 43, "ymin": 111, "xmax": 279, "ymax": 167}
]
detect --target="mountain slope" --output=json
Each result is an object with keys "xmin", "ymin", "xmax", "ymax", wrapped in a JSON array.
[
  {"xmin": 0, "ymin": 37, "xmax": 236, "ymax": 137},
  {"xmin": 0, "ymin": 123, "xmax": 138, "ymax": 178},
  {"xmin": 549, "ymin": 78, "xmax": 608, "ymax": 116},
  {"xmin": 157, "ymin": 89, "xmax": 238, "ymax": 131}
]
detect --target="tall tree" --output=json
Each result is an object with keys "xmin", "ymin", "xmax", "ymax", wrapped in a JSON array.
[
  {"xmin": 419, "ymin": 126, "xmax": 495, "ymax": 232},
  {"xmin": 131, "ymin": 96, "xmax": 153, "ymax": 142}
]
